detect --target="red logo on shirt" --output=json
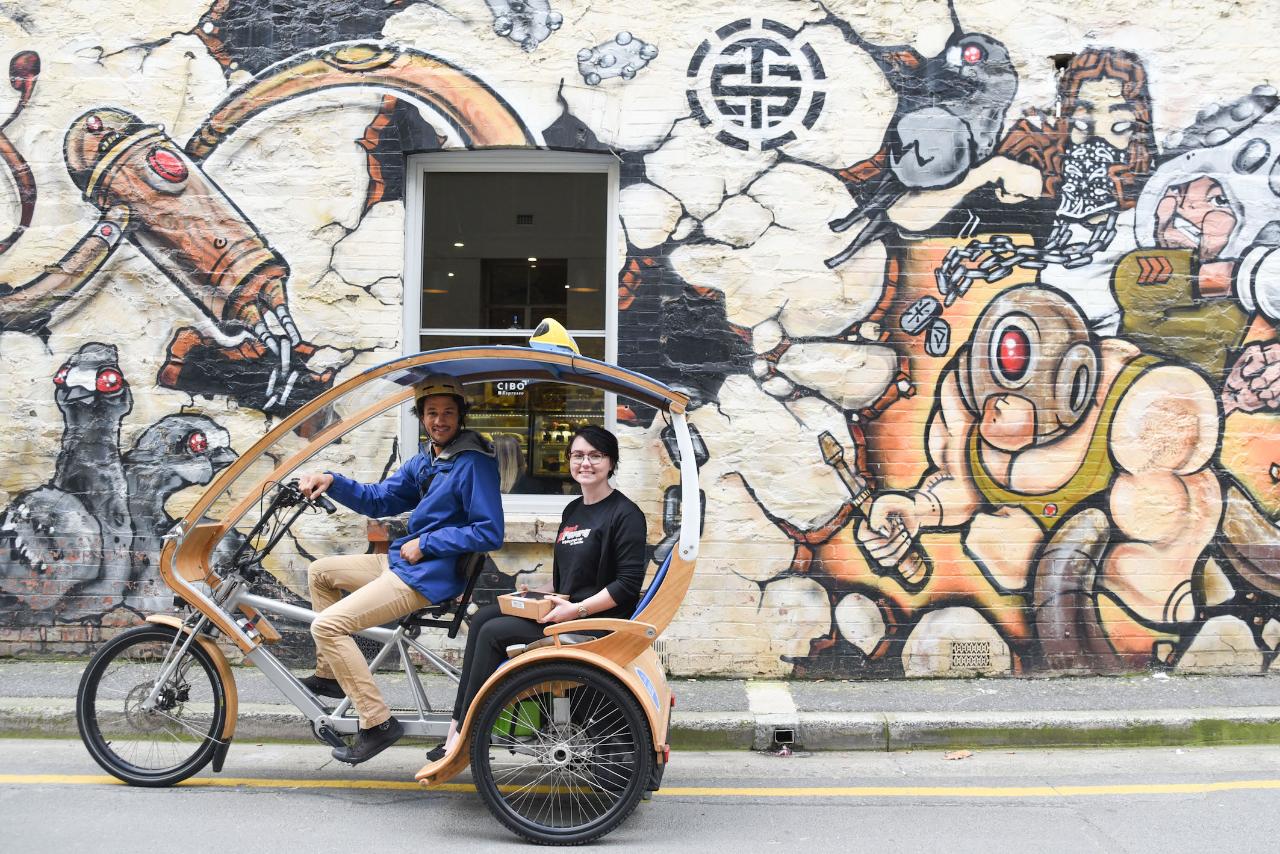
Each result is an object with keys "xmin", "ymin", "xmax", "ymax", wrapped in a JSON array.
[{"xmin": 557, "ymin": 525, "xmax": 591, "ymax": 546}]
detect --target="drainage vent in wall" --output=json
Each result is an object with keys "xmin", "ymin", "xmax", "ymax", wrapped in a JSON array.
[
  {"xmin": 950, "ymin": 640, "xmax": 993, "ymax": 669},
  {"xmin": 653, "ymin": 638, "xmax": 672, "ymax": 670}
]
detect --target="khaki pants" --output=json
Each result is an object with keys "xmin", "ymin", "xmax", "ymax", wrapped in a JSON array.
[{"xmin": 308, "ymin": 553, "xmax": 428, "ymax": 728}]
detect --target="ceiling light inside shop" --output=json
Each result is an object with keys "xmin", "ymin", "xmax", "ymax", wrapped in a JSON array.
[
  {"xmin": 527, "ymin": 257, "xmax": 537, "ymax": 262},
  {"xmin": 424, "ymin": 288, "xmax": 447, "ymax": 294},
  {"xmin": 568, "ymin": 287, "xmax": 599, "ymax": 293},
  {"xmin": 453, "ymin": 241, "xmax": 464, "ymax": 247}
]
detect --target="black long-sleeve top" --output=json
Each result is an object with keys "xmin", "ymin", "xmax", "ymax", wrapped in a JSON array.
[{"xmin": 552, "ymin": 490, "xmax": 647, "ymax": 619}]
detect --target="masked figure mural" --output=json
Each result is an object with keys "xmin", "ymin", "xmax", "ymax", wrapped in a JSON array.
[{"xmin": 927, "ymin": 48, "xmax": 1157, "ymax": 335}]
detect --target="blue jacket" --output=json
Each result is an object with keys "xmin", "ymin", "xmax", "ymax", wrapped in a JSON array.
[{"xmin": 325, "ymin": 430, "xmax": 503, "ymax": 604}]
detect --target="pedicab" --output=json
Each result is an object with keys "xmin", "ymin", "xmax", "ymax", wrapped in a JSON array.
[{"xmin": 74, "ymin": 324, "xmax": 702, "ymax": 844}]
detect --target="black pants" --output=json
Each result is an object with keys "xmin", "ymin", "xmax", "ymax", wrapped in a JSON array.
[{"xmin": 452, "ymin": 603, "xmax": 545, "ymax": 723}]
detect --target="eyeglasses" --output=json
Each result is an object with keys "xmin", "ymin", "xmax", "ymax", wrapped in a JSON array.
[{"xmin": 568, "ymin": 451, "xmax": 607, "ymax": 465}]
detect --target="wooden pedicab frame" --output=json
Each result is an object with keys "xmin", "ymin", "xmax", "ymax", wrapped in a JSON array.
[{"xmin": 157, "ymin": 346, "xmax": 701, "ymax": 783}]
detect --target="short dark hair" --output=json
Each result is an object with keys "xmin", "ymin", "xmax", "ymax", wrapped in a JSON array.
[{"xmin": 568, "ymin": 425, "xmax": 619, "ymax": 475}]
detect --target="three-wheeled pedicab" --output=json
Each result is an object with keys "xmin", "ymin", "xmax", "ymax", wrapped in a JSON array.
[{"xmin": 74, "ymin": 336, "xmax": 701, "ymax": 844}]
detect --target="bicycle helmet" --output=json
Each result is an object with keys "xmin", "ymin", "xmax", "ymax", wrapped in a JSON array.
[{"xmin": 414, "ymin": 373, "xmax": 468, "ymax": 418}]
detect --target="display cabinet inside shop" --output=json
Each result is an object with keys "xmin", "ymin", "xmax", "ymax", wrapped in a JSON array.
[{"xmin": 466, "ymin": 381, "xmax": 605, "ymax": 489}]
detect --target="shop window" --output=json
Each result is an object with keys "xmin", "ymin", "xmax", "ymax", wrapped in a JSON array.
[{"xmin": 403, "ymin": 152, "xmax": 617, "ymax": 510}]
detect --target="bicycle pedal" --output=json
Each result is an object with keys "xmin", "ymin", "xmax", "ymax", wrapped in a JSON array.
[{"xmin": 314, "ymin": 722, "xmax": 347, "ymax": 750}]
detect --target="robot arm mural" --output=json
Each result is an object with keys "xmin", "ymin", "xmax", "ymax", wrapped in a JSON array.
[
  {"xmin": 4, "ymin": 43, "xmax": 532, "ymax": 414},
  {"xmin": 65, "ymin": 108, "xmax": 306, "ymax": 410}
]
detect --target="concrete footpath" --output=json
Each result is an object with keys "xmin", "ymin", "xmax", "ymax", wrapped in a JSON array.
[{"xmin": 3, "ymin": 659, "xmax": 1280, "ymax": 751}]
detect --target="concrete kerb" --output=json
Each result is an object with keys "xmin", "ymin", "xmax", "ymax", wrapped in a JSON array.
[
  {"xmin": 7, "ymin": 697, "xmax": 1280, "ymax": 752},
  {"xmin": 796, "ymin": 708, "xmax": 1280, "ymax": 751}
]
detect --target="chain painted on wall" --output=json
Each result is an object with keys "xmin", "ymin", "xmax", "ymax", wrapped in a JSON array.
[{"xmin": 0, "ymin": 0, "xmax": 1277, "ymax": 677}]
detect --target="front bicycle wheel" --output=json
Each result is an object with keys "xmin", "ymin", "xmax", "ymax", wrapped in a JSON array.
[
  {"xmin": 76, "ymin": 624, "xmax": 227, "ymax": 786},
  {"xmin": 470, "ymin": 661, "xmax": 654, "ymax": 845}
]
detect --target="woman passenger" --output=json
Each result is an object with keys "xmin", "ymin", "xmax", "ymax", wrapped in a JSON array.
[{"xmin": 429, "ymin": 424, "xmax": 646, "ymax": 761}]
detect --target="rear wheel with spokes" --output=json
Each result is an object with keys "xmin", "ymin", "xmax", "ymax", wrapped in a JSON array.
[
  {"xmin": 76, "ymin": 624, "xmax": 227, "ymax": 786},
  {"xmin": 470, "ymin": 661, "xmax": 654, "ymax": 845}
]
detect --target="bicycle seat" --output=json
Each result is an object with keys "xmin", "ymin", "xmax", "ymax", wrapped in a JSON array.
[{"xmin": 398, "ymin": 552, "xmax": 487, "ymax": 639}]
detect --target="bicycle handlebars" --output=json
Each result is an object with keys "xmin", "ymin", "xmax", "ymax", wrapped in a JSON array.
[{"xmin": 310, "ymin": 490, "xmax": 338, "ymax": 515}]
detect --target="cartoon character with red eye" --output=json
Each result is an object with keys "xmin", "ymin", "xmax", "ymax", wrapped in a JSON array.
[
  {"xmin": 856, "ymin": 286, "xmax": 1221, "ymax": 670},
  {"xmin": 823, "ymin": 15, "xmax": 1019, "ymax": 267},
  {"xmin": 186, "ymin": 431, "xmax": 208, "ymax": 454},
  {"xmin": 1, "ymin": 342, "xmax": 135, "ymax": 618}
]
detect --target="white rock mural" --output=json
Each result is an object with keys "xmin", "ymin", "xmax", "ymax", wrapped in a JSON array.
[{"xmin": 0, "ymin": 0, "xmax": 1277, "ymax": 685}]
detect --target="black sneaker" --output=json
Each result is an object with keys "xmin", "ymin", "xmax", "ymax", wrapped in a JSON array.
[
  {"xmin": 424, "ymin": 743, "xmax": 447, "ymax": 763},
  {"xmin": 300, "ymin": 673, "xmax": 346, "ymax": 699},
  {"xmin": 332, "ymin": 717, "xmax": 404, "ymax": 765}
]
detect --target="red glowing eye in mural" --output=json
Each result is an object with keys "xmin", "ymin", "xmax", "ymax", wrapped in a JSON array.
[
  {"xmin": 187, "ymin": 431, "xmax": 208, "ymax": 454},
  {"xmin": 96, "ymin": 367, "xmax": 123, "ymax": 393},
  {"xmin": 53, "ymin": 365, "xmax": 69, "ymax": 385},
  {"xmin": 147, "ymin": 147, "xmax": 189, "ymax": 183},
  {"xmin": 996, "ymin": 328, "xmax": 1030, "ymax": 380},
  {"xmin": 962, "ymin": 44, "xmax": 985, "ymax": 64}
]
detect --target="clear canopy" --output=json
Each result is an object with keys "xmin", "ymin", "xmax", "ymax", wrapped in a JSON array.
[{"xmin": 182, "ymin": 346, "xmax": 688, "ymax": 535}]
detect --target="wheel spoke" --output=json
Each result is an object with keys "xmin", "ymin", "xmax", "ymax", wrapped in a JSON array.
[
  {"xmin": 473, "ymin": 664, "xmax": 652, "ymax": 842},
  {"xmin": 78, "ymin": 628, "xmax": 223, "ymax": 785}
]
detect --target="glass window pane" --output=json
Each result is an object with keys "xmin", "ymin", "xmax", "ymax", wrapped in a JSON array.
[
  {"xmin": 422, "ymin": 171, "xmax": 605, "ymax": 333},
  {"xmin": 418, "ymin": 165, "xmax": 608, "ymax": 499},
  {"xmin": 528, "ymin": 259, "xmax": 569, "ymax": 304},
  {"xmin": 486, "ymin": 262, "xmax": 527, "ymax": 305},
  {"xmin": 416, "ymin": 333, "xmax": 605, "ymax": 496}
]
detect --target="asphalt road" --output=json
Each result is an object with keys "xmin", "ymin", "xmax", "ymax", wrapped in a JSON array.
[{"xmin": 4, "ymin": 739, "xmax": 1280, "ymax": 851}]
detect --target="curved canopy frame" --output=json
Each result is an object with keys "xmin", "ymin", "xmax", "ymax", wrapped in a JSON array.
[
  {"xmin": 164, "ymin": 346, "xmax": 700, "ymax": 651},
  {"xmin": 176, "ymin": 346, "xmax": 688, "ymax": 530}
]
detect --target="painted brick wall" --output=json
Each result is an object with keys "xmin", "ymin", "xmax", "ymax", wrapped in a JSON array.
[{"xmin": 1, "ymin": 0, "xmax": 1278, "ymax": 678}]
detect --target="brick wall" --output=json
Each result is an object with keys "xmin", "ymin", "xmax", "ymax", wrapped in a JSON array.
[{"xmin": 1, "ymin": 0, "xmax": 1278, "ymax": 678}]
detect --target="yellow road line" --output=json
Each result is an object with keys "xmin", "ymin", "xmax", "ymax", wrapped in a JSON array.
[
  {"xmin": 661, "ymin": 780, "xmax": 1280, "ymax": 797},
  {"xmin": 4, "ymin": 774, "xmax": 1280, "ymax": 798}
]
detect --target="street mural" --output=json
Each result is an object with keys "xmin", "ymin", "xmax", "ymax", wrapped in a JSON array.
[
  {"xmin": 0, "ymin": 343, "xmax": 237, "ymax": 624},
  {"xmin": 0, "ymin": 0, "xmax": 1277, "ymax": 676}
]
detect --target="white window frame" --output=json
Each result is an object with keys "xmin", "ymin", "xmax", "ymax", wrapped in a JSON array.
[{"xmin": 402, "ymin": 150, "xmax": 620, "ymax": 515}]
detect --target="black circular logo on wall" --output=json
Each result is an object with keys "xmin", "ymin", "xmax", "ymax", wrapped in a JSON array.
[{"xmin": 686, "ymin": 18, "xmax": 827, "ymax": 151}]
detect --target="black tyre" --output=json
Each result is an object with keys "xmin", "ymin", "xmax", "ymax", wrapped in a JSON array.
[
  {"xmin": 470, "ymin": 661, "xmax": 654, "ymax": 845},
  {"xmin": 76, "ymin": 624, "xmax": 227, "ymax": 786}
]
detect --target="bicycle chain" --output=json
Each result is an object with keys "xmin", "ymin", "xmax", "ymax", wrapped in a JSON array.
[{"xmin": 933, "ymin": 211, "xmax": 1120, "ymax": 306}]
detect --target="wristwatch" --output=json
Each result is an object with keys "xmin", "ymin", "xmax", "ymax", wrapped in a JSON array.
[{"xmin": 576, "ymin": 604, "xmax": 589, "ymax": 619}]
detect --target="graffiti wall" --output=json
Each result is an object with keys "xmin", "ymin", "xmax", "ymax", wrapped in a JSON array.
[{"xmin": 1, "ymin": 0, "xmax": 1278, "ymax": 677}]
